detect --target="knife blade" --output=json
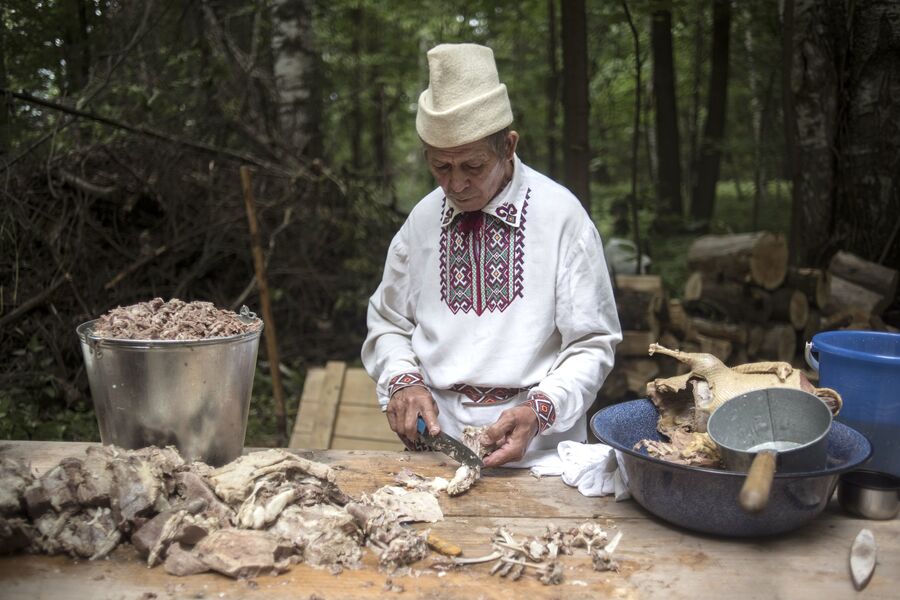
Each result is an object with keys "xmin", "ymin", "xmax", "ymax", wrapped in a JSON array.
[{"xmin": 416, "ymin": 417, "xmax": 484, "ymax": 468}]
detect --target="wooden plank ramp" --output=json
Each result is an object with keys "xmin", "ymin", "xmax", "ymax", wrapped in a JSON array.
[{"xmin": 289, "ymin": 361, "xmax": 403, "ymax": 451}]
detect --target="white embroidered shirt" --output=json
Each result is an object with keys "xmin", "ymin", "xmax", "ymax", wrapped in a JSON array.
[{"xmin": 361, "ymin": 156, "xmax": 621, "ymax": 446}]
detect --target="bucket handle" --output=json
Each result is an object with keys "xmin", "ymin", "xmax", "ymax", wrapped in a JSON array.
[{"xmin": 804, "ymin": 341, "xmax": 819, "ymax": 372}]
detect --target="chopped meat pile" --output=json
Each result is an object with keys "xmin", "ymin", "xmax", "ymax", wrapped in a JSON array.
[
  {"xmin": 91, "ymin": 298, "xmax": 261, "ymax": 340},
  {"xmin": 1, "ymin": 445, "xmax": 628, "ymax": 586},
  {"xmin": 0, "ymin": 446, "xmax": 428, "ymax": 578}
]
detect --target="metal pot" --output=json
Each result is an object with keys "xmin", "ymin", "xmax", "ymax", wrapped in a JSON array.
[
  {"xmin": 707, "ymin": 388, "xmax": 833, "ymax": 513},
  {"xmin": 77, "ymin": 315, "xmax": 262, "ymax": 466},
  {"xmin": 838, "ymin": 470, "xmax": 900, "ymax": 520}
]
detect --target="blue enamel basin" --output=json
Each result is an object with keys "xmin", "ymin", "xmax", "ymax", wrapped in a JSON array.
[{"xmin": 591, "ymin": 399, "xmax": 872, "ymax": 537}]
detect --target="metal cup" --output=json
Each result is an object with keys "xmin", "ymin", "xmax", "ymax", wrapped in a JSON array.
[{"xmin": 838, "ymin": 470, "xmax": 900, "ymax": 520}]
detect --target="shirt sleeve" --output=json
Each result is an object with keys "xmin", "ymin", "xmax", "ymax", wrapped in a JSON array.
[
  {"xmin": 360, "ymin": 221, "xmax": 424, "ymax": 408},
  {"xmin": 529, "ymin": 218, "xmax": 622, "ymax": 435}
]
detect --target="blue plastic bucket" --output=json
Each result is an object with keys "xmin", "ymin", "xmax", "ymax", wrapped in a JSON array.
[{"xmin": 806, "ymin": 331, "xmax": 900, "ymax": 477}]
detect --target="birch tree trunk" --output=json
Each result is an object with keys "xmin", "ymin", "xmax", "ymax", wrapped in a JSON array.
[{"xmin": 270, "ymin": 0, "xmax": 322, "ymax": 158}]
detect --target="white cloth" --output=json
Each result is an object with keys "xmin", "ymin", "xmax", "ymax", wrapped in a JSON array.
[
  {"xmin": 530, "ymin": 441, "xmax": 631, "ymax": 500},
  {"xmin": 361, "ymin": 156, "xmax": 621, "ymax": 461}
]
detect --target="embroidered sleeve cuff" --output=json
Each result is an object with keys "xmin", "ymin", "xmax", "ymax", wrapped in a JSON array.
[
  {"xmin": 523, "ymin": 391, "xmax": 557, "ymax": 434},
  {"xmin": 388, "ymin": 371, "xmax": 427, "ymax": 398}
]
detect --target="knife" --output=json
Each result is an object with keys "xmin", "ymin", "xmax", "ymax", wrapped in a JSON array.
[{"xmin": 416, "ymin": 417, "xmax": 484, "ymax": 468}]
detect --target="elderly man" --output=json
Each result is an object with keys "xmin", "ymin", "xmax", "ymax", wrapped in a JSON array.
[{"xmin": 362, "ymin": 43, "xmax": 621, "ymax": 467}]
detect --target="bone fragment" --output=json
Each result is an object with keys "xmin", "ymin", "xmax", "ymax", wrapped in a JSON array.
[{"xmin": 850, "ymin": 528, "xmax": 876, "ymax": 591}]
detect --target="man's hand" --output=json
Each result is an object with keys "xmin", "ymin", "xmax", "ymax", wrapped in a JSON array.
[
  {"xmin": 480, "ymin": 405, "xmax": 539, "ymax": 467},
  {"xmin": 386, "ymin": 385, "xmax": 440, "ymax": 446}
]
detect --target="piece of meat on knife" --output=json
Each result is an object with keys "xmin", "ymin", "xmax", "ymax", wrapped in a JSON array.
[{"xmin": 447, "ymin": 425, "xmax": 493, "ymax": 496}]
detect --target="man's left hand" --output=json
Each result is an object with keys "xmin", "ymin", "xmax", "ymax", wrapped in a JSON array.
[{"xmin": 480, "ymin": 405, "xmax": 539, "ymax": 467}]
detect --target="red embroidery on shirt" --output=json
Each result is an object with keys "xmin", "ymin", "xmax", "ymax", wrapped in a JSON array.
[
  {"xmin": 525, "ymin": 392, "xmax": 556, "ymax": 433},
  {"xmin": 450, "ymin": 384, "xmax": 527, "ymax": 404},
  {"xmin": 388, "ymin": 372, "xmax": 426, "ymax": 397},
  {"xmin": 439, "ymin": 190, "xmax": 529, "ymax": 315}
]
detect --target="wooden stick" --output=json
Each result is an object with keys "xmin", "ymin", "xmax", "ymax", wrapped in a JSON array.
[
  {"xmin": 104, "ymin": 245, "xmax": 168, "ymax": 290},
  {"xmin": 0, "ymin": 274, "xmax": 69, "ymax": 330},
  {"xmin": 240, "ymin": 166, "xmax": 287, "ymax": 446},
  {"xmin": 2, "ymin": 87, "xmax": 292, "ymax": 176}
]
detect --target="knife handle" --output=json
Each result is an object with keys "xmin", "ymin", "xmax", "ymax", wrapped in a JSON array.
[{"xmin": 416, "ymin": 416, "xmax": 427, "ymax": 436}]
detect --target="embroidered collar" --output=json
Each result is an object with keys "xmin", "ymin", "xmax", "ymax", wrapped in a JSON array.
[{"xmin": 440, "ymin": 154, "xmax": 528, "ymax": 228}]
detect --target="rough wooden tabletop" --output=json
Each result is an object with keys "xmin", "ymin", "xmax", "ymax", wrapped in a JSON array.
[{"xmin": 1, "ymin": 441, "xmax": 898, "ymax": 599}]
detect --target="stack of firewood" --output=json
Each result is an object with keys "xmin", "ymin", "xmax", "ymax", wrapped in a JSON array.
[
  {"xmin": 822, "ymin": 250, "xmax": 899, "ymax": 331},
  {"xmin": 598, "ymin": 232, "xmax": 899, "ymax": 405}
]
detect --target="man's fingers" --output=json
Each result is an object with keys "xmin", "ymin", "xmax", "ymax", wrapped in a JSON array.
[
  {"xmin": 386, "ymin": 406, "xmax": 398, "ymax": 434},
  {"xmin": 403, "ymin": 406, "xmax": 420, "ymax": 441},
  {"xmin": 387, "ymin": 386, "xmax": 440, "ymax": 445},
  {"xmin": 420, "ymin": 403, "xmax": 441, "ymax": 436},
  {"xmin": 482, "ymin": 415, "xmax": 514, "ymax": 445},
  {"xmin": 481, "ymin": 406, "xmax": 539, "ymax": 467},
  {"xmin": 483, "ymin": 442, "xmax": 523, "ymax": 467}
]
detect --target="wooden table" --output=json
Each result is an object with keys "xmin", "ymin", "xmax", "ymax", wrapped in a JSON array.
[{"xmin": 1, "ymin": 441, "xmax": 897, "ymax": 599}]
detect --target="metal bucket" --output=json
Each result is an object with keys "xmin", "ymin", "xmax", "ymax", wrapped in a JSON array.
[{"xmin": 77, "ymin": 316, "xmax": 263, "ymax": 466}]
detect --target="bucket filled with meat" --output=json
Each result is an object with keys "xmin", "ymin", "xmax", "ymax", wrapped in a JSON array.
[{"xmin": 77, "ymin": 299, "xmax": 263, "ymax": 466}]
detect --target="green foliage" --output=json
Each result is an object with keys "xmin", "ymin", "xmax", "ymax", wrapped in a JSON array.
[
  {"xmin": 1, "ymin": 0, "xmax": 793, "ymax": 444},
  {"xmin": 1, "ymin": 336, "xmax": 98, "ymax": 441},
  {"xmin": 245, "ymin": 364, "xmax": 306, "ymax": 448},
  {"xmin": 4, "ymin": 1, "xmax": 788, "ymax": 213}
]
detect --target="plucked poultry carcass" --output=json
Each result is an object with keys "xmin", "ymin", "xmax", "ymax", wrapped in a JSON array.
[{"xmin": 637, "ymin": 343, "xmax": 842, "ymax": 467}]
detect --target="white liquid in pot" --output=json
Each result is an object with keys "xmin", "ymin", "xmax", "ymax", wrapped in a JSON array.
[{"xmin": 746, "ymin": 440, "xmax": 804, "ymax": 453}]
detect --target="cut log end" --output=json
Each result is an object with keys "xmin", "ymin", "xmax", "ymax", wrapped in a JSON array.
[
  {"xmin": 687, "ymin": 232, "xmax": 788, "ymax": 290},
  {"xmin": 750, "ymin": 233, "xmax": 789, "ymax": 290},
  {"xmin": 771, "ymin": 288, "xmax": 809, "ymax": 330}
]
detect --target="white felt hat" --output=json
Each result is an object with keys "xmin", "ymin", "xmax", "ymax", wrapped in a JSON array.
[{"xmin": 416, "ymin": 43, "xmax": 513, "ymax": 148}]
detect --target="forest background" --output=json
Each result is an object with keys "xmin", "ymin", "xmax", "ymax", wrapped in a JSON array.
[{"xmin": 2, "ymin": 0, "xmax": 898, "ymax": 446}]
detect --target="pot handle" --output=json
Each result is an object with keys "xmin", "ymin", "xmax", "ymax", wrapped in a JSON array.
[
  {"xmin": 739, "ymin": 450, "xmax": 777, "ymax": 513},
  {"xmin": 804, "ymin": 341, "xmax": 819, "ymax": 372}
]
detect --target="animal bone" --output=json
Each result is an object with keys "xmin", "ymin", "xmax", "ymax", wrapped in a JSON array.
[{"xmin": 850, "ymin": 528, "xmax": 876, "ymax": 591}]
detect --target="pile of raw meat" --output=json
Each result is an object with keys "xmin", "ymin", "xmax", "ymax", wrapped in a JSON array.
[
  {"xmin": 0, "ymin": 447, "xmax": 430, "ymax": 578},
  {"xmin": 1, "ymin": 445, "xmax": 626, "ymax": 585},
  {"xmin": 91, "ymin": 298, "xmax": 261, "ymax": 340}
]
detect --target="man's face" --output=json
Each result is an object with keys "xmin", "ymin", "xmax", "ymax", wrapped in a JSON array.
[{"xmin": 426, "ymin": 132, "xmax": 517, "ymax": 212}]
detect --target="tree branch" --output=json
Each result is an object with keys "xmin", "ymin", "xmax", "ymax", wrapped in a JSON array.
[
  {"xmin": 0, "ymin": 275, "xmax": 69, "ymax": 330},
  {"xmin": 1, "ymin": 88, "xmax": 295, "ymax": 177}
]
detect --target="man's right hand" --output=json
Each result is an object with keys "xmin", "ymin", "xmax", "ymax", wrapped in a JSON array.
[{"xmin": 386, "ymin": 385, "xmax": 441, "ymax": 446}]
